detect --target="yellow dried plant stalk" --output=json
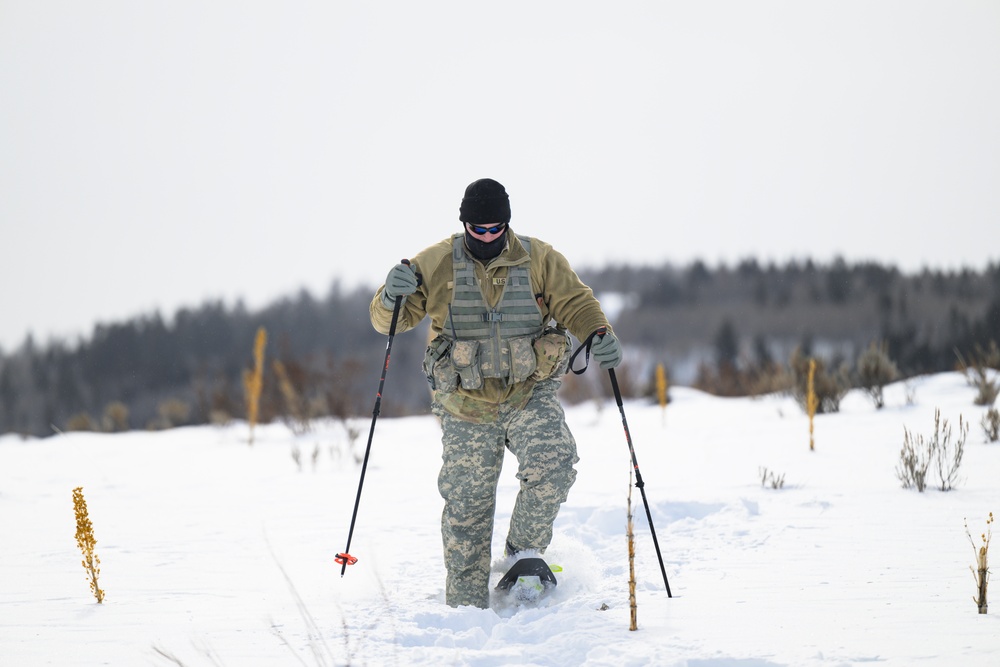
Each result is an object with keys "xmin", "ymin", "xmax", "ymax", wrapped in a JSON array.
[
  {"xmin": 72, "ymin": 487, "xmax": 104, "ymax": 603},
  {"xmin": 655, "ymin": 363, "xmax": 668, "ymax": 425},
  {"xmin": 628, "ymin": 468, "xmax": 637, "ymax": 631},
  {"xmin": 243, "ymin": 326, "xmax": 267, "ymax": 444},
  {"xmin": 966, "ymin": 512, "xmax": 992, "ymax": 614},
  {"xmin": 807, "ymin": 358, "xmax": 819, "ymax": 451}
]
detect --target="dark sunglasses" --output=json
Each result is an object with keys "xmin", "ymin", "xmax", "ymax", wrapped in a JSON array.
[{"xmin": 467, "ymin": 222, "xmax": 507, "ymax": 235}]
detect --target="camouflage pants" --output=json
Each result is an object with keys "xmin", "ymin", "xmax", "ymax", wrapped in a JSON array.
[{"xmin": 434, "ymin": 379, "xmax": 579, "ymax": 608}]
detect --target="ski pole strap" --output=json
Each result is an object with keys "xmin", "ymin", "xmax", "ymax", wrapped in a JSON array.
[{"xmin": 569, "ymin": 326, "xmax": 607, "ymax": 375}]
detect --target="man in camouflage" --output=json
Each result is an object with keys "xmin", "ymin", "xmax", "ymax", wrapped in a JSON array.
[{"xmin": 370, "ymin": 178, "xmax": 622, "ymax": 608}]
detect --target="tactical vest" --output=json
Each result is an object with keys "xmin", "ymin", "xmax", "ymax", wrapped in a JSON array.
[{"xmin": 445, "ymin": 233, "xmax": 545, "ymax": 387}]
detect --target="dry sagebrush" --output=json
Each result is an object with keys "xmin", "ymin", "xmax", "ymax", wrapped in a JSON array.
[{"xmin": 896, "ymin": 409, "xmax": 968, "ymax": 492}]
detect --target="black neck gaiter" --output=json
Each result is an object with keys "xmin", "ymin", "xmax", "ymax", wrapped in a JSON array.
[{"xmin": 464, "ymin": 227, "xmax": 508, "ymax": 262}]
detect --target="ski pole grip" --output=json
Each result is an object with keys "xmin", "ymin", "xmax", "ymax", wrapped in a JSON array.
[{"xmin": 401, "ymin": 258, "xmax": 422, "ymax": 287}]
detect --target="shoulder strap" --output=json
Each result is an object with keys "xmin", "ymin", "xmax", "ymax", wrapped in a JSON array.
[{"xmin": 518, "ymin": 234, "xmax": 531, "ymax": 256}]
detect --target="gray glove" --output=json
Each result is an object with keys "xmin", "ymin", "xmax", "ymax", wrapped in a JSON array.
[
  {"xmin": 591, "ymin": 331, "xmax": 622, "ymax": 370},
  {"xmin": 381, "ymin": 262, "xmax": 418, "ymax": 308}
]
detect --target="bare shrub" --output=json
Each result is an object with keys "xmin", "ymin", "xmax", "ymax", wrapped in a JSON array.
[
  {"xmin": 694, "ymin": 360, "xmax": 791, "ymax": 398},
  {"xmin": 790, "ymin": 348, "xmax": 850, "ymax": 414},
  {"xmin": 209, "ymin": 409, "xmax": 232, "ymax": 426},
  {"xmin": 66, "ymin": 412, "xmax": 95, "ymax": 432},
  {"xmin": 983, "ymin": 408, "xmax": 1000, "ymax": 443},
  {"xmin": 957, "ymin": 342, "xmax": 1000, "ymax": 407},
  {"xmin": 147, "ymin": 399, "xmax": 191, "ymax": 431},
  {"xmin": 857, "ymin": 340, "xmax": 899, "ymax": 409},
  {"xmin": 897, "ymin": 408, "xmax": 968, "ymax": 492},
  {"xmin": 101, "ymin": 401, "xmax": 130, "ymax": 432},
  {"xmin": 934, "ymin": 412, "xmax": 968, "ymax": 491},
  {"xmin": 273, "ymin": 359, "xmax": 312, "ymax": 436},
  {"xmin": 747, "ymin": 363, "xmax": 794, "ymax": 397},
  {"xmin": 896, "ymin": 426, "xmax": 934, "ymax": 492},
  {"xmin": 759, "ymin": 467, "xmax": 786, "ymax": 489}
]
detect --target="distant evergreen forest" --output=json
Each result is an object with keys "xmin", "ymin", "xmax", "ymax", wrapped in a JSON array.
[{"xmin": 2, "ymin": 258, "xmax": 998, "ymax": 437}]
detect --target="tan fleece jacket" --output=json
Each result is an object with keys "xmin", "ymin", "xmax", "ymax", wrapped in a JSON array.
[{"xmin": 369, "ymin": 230, "xmax": 612, "ymax": 418}]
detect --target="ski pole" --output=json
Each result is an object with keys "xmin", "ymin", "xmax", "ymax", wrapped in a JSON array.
[
  {"xmin": 336, "ymin": 259, "xmax": 414, "ymax": 576},
  {"xmin": 607, "ymin": 365, "xmax": 672, "ymax": 597},
  {"xmin": 569, "ymin": 326, "xmax": 673, "ymax": 596}
]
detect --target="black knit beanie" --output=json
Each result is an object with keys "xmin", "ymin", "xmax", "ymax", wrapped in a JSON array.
[{"xmin": 459, "ymin": 178, "xmax": 511, "ymax": 225}]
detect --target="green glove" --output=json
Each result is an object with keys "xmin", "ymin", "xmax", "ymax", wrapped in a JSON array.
[
  {"xmin": 591, "ymin": 331, "xmax": 622, "ymax": 370},
  {"xmin": 381, "ymin": 263, "xmax": 418, "ymax": 308}
]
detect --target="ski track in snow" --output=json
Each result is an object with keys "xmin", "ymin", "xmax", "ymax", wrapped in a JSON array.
[{"xmin": 2, "ymin": 372, "xmax": 1000, "ymax": 666}]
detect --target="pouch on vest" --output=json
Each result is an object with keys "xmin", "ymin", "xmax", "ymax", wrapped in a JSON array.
[
  {"xmin": 452, "ymin": 339, "xmax": 483, "ymax": 390},
  {"xmin": 423, "ymin": 335, "xmax": 458, "ymax": 393},
  {"xmin": 531, "ymin": 328, "xmax": 571, "ymax": 381},
  {"xmin": 509, "ymin": 336, "xmax": 538, "ymax": 384}
]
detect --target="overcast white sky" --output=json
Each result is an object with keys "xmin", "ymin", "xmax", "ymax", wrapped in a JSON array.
[{"xmin": 2, "ymin": 1, "xmax": 998, "ymax": 351}]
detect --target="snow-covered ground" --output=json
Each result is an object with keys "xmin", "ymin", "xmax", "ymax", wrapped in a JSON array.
[{"xmin": 2, "ymin": 372, "xmax": 999, "ymax": 666}]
